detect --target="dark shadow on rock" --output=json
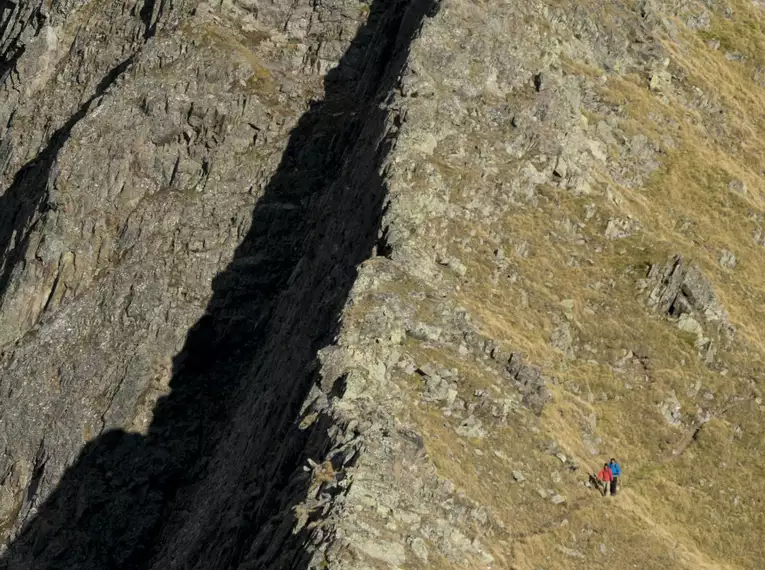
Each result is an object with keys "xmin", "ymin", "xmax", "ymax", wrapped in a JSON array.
[
  {"xmin": 0, "ymin": 0, "xmax": 436, "ymax": 568},
  {"xmin": 138, "ymin": 0, "xmax": 164, "ymax": 39},
  {"xmin": 0, "ymin": 41, "xmax": 23, "ymax": 86},
  {"xmin": 0, "ymin": 54, "xmax": 135, "ymax": 305}
]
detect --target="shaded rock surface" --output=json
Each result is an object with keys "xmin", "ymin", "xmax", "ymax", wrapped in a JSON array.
[{"xmin": 0, "ymin": 0, "xmax": 440, "ymax": 568}]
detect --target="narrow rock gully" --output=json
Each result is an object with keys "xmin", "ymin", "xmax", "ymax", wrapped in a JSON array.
[{"xmin": 0, "ymin": 0, "xmax": 437, "ymax": 567}]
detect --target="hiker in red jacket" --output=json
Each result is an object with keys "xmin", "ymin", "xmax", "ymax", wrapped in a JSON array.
[{"xmin": 597, "ymin": 463, "xmax": 613, "ymax": 496}]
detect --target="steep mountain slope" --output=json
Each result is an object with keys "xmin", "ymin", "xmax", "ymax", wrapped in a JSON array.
[{"xmin": 0, "ymin": 0, "xmax": 764, "ymax": 569}]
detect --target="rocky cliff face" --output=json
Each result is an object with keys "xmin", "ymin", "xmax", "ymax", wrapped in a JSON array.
[{"xmin": 2, "ymin": 0, "xmax": 765, "ymax": 568}]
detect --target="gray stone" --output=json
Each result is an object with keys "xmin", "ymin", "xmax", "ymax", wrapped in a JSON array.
[
  {"xmin": 719, "ymin": 249, "xmax": 737, "ymax": 269},
  {"xmin": 446, "ymin": 387, "xmax": 459, "ymax": 407},
  {"xmin": 605, "ymin": 217, "xmax": 639, "ymax": 239},
  {"xmin": 677, "ymin": 314, "xmax": 703, "ymax": 337},
  {"xmin": 448, "ymin": 258, "xmax": 468, "ymax": 277},
  {"xmin": 728, "ymin": 179, "xmax": 747, "ymax": 195},
  {"xmin": 505, "ymin": 353, "xmax": 551, "ymax": 415},
  {"xmin": 649, "ymin": 70, "xmax": 672, "ymax": 92},
  {"xmin": 409, "ymin": 537, "xmax": 429, "ymax": 562},
  {"xmin": 554, "ymin": 156, "xmax": 569, "ymax": 178},
  {"xmin": 456, "ymin": 416, "xmax": 486, "ymax": 439},
  {"xmin": 437, "ymin": 254, "xmax": 468, "ymax": 276},
  {"xmin": 660, "ymin": 392, "xmax": 682, "ymax": 426},
  {"xmin": 551, "ymin": 321, "xmax": 575, "ymax": 359},
  {"xmin": 423, "ymin": 374, "xmax": 450, "ymax": 402}
]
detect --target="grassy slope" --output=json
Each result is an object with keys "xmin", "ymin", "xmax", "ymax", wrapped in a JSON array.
[{"xmin": 360, "ymin": 0, "xmax": 765, "ymax": 568}]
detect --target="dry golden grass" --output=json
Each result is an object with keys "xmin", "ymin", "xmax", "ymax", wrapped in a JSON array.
[
  {"xmin": 381, "ymin": 2, "xmax": 765, "ymax": 568},
  {"xmin": 335, "ymin": 1, "xmax": 765, "ymax": 568}
]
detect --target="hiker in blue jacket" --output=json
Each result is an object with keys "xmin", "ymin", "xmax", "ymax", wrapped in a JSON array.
[{"xmin": 608, "ymin": 458, "xmax": 621, "ymax": 495}]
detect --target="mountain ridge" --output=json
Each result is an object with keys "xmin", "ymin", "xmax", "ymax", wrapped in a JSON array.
[{"xmin": 1, "ymin": 0, "xmax": 764, "ymax": 568}]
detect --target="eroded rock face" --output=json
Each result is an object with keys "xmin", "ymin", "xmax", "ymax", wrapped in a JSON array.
[
  {"xmin": 0, "ymin": 0, "xmax": 439, "ymax": 568},
  {"xmin": 641, "ymin": 255, "xmax": 734, "ymax": 363}
]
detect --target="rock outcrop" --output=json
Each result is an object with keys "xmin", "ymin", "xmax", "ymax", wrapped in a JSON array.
[
  {"xmin": 0, "ymin": 0, "xmax": 440, "ymax": 567},
  {"xmin": 641, "ymin": 255, "xmax": 735, "ymax": 363}
]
